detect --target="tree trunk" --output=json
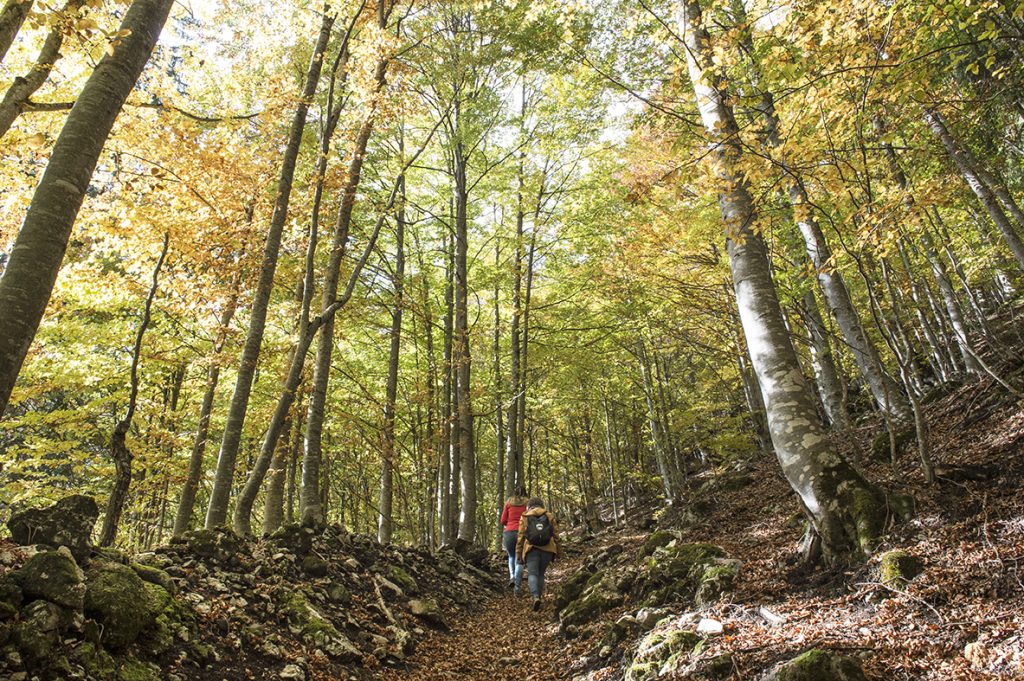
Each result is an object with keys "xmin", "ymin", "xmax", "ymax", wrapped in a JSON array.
[
  {"xmin": 205, "ymin": 15, "xmax": 334, "ymax": 528},
  {"xmin": 492, "ymin": 241, "xmax": 505, "ymax": 549},
  {"xmin": 300, "ymin": 44, "xmax": 393, "ymax": 524},
  {"xmin": 437, "ymin": 226, "xmax": 455, "ymax": 545},
  {"xmin": 0, "ymin": 0, "xmax": 174, "ymax": 419},
  {"xmin": 264, "ymin": 394, "xmax": 301, "ymax": 535},
  {"xmin": 172, "ymin": 291, "xmax": 239, "ymax": 536},
  {"xmin": 378, "ymin": 167, "xmax": 406, "ymax": 544},
  {"xmin": 637, "ymin": 339, "xmax": 675, "ymax": 502},
  {"xmin": 924, "ymin": 107, "xmax": 1024, "ymax": 271},
  {"xmin": 0, "ymin": 0, "xmax": 84, "ymax": 138},
  {"xmin": 677, "ymin": 0, "xmax": 894, "ymax": 560},
  {"xmin": 799, "ymin": 290, "xmax": 848, "ymax": 428},
  {"xmin": 0, "ymin": 0, "xmax": 34, "ymax": 64},
  {"xmin": 99, "ymin": 232, "xmax": 169, "ymax": 546},
  {"xmin": 453, "ymin": 143, "xmax": 476, "ymax": 542}
]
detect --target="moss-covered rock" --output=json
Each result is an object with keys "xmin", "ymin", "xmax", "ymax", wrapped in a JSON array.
[
  {"xmin": 274, "ymin": 587, "xmax": 360, "ymax": 659},
  {"xmin": 7, "ymin": 495, "xmax": 99, "ymax": 561},
  {"xmin": 300, "ymin": 554, "xmax": 329, "ymax": 577},
  {"xmin": 766, "ymin": 649, "xmax": 865, "ymax": 681},
  {"xmin": 879, "ymin": 550, "xmax": 924, "ymax": 587},
  {"xmin": 184, "ymin": 527, "xmax": 241, "ymax": 562},
  {"xmin": 388, "ymin": 566, "xmax": 419, "ymax": 594},
  {"xmin": 131, "ymin": 563, "xmax": 177, "ymax": 595},
  {"xmin": 269, "ymin": 523, "xmax": 314, "ymax": 557},
  {"xmin": 696, "ymin": 561, "xmax": 740, "ymax": 606},
  {"xmin": 560, "ymin": 573, "xmax": 623, "ymax": 628},
  {"xmin": 14, "ymin": 600, "xmax": 64, "ymax": 661},
  {"xmin": 554, "ymin": 567, "xmax": 595, "ymax": 611},
  {"xmin": 85, "ymin": 561, "xmax": 161, "ymax": 648},
  {"xmin": 641, "ymin": 532, "xmax": 677, "ymax": 557},
  {"xmin": 12, "ymin": 548, "xmax": 86, "ymax": 610},
  {"xmin": 0, "ymin": 576, "xmax": 23, "ymax": 620},
  {"xmin": 70, "ymin": 641, "xmax": 117, "ymax": 679},
  {"xmin": 117, "ymin": 656, "xmax": 162, "ymax": 681},
  {"xmin": 626, "ymin": 626, "xmax": 702, "ymax": 681},
  {"xmin": 641, "ymin": 543, "xmax": 726, "ymax": 607},
  {"xmin": 871, "ymin": 428, "xmax": 916, "ymax": 460}
]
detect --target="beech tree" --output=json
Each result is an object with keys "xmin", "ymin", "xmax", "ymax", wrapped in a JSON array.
[{"xmin": 0, "ymin": 0, "xmax": 175, "ymax": 419}]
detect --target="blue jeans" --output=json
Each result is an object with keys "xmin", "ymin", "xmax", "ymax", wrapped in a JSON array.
[
  {"xmin": 525, "ymin": 549, "xmax": 554, "ymax": 599},
  {"xmin": 503, "ymin": 530, "xmax": 523, "ymax": 589}
]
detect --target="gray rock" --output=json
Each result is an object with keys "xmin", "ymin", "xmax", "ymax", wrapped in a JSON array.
[
  {"xmin": 7, "ymin": 496, "xmax": 98, "ymax": 562},
  {"xmin": 280, "ymin": 664, "xmax": 306, "ymax": 680},
  {"xmin": 408, "ymin": 598, "xmax": 448, "ymax": 629}
]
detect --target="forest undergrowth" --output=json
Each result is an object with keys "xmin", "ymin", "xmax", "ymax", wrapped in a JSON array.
[{"xmin": 381, "ymin": 359, "xmax": 1024, "ymax": 681}]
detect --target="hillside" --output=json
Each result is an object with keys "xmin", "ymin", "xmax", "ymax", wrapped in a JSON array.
[{"xmin": 2, "ymin": 371, "xmax": 1021, "ymax": 680}]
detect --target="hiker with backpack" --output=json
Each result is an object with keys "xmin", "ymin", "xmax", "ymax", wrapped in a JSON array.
[
  {"xmin": 516, "ymin": 497, "xmax": 561, "ymax": 611},
  {"xmin": 500, "ymin": 486, "xmax": 529, "ymax": 592}
]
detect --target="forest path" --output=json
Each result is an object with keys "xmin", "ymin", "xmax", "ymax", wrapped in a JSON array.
[{"xmin": 381, "ymin": 554, "xmax": 579, "ymax": 681}]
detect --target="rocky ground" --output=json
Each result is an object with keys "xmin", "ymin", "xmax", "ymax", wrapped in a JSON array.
[
  {"xmin": 0, "ymin": 498, "xmax": 500, "ymax": 681},
  {"xmin": 530, "ymin": 372, "xmax": 1024, "ymax": 680},
  {"xmin": 2, "ymin": 362, "xmax": 1022, "ymax": 681}
]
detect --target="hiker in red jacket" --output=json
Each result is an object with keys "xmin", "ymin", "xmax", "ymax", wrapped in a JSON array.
[{"xmin": 500, "ymin": 486, "xmax": 528, "ymax": 592}]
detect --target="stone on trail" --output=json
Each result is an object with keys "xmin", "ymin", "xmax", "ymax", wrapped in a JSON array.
[
  {"xmin": 7, "ymin": 495, "xmax": 99, "ymax": 561},
  {"xmin": 408, "ymin": 598, "xmax": 448, "ymax": 629}
]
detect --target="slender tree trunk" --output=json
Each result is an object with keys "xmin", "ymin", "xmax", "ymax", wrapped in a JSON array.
[
  {"xmin": 492, "ymin": 241, "xmax": 505, "ymax": 550},
  {"xmin": 677, "ymin": 0, "xmax": 894, "ymax": 560},
  {"xmin": 789, "ymin": 181, "xmax": 909, "ymax": 422},
  {"xmin": 263, "ymin": 413, "xmax": 293, "ymax": 535},
  {"xmin": 924, "ymin": 107, "xmax": 1024, "ymax": 270},
  {"xmin": 100, "ymin": 232, "xmax": 169, "ymax": 546},
  {"xmin": 0, "ymin": 0, "xmax": 34, "ymax": 64},
  {"xmin": 799, "ymin": 290, "xmax": 848, "ymax": 427},
  {"xmin": 453, "ymin": 144, "xmax": 476, "ymax": 542},
  {"xmin": 0, "ymin": 0, "xmax": 84, "ymax": 138},
  {"xmin": 637, "ymin": 339, "xmax": 675, "ymax": 502},
  {"xmin": 172, "ymin": 290, "xmax": 239, "ymax": 536},
  {"xmin": 300, "ymin": 98, "xmax": 390, "ymax": 527},
  {"xmin": 728, "ymin": 2, "xmax": 905, "ymax": 423},
  {"xmin": 516, "ymin": 227, "xmax": 537, "ymax": 486},
  {"xmin": 0, "ymin": 0, "xmax": 174, "ymax": 419},
  {"xmin": 504, "ymin": 201, "xmax": 523, "ymax": 497},
  {"xmin": 437, "ymin": 227, "xmax": 454, "ymax": 545},
  {"xmin": 378, "ymin": 167, "xmax": 406, "ymax": 544},
  {"xmin": 206, "ymin": 15, "xmax": 334, "ymax": 528}
]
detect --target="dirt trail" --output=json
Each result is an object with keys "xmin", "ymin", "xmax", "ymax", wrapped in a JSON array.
[{"xmin": 382, "ymin": 557, "xmax": 579, "ymax": 681}]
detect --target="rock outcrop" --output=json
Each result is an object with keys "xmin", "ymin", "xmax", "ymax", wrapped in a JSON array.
[
  {"xmin": 7, "ymin": 495, "xmax": 99, "ymax": 561},
  {"xmin": 0, "ymin": 495, "xmax": 500, "ymax": 680}
]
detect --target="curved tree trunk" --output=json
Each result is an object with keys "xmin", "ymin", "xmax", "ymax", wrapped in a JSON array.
[
  {"xmin": 204, "ymin": 14, "xmax": 334, "ymax": 528},
  {"xmin": 677, "ymin": 0, "xmax": 895, "ymax": 560},
  {"xmin": 0, "ymin": 0, "xmax": 34, "ymax": 64},
  {"xmin": 99, "ymin": 232, "xmax": 169, "ymax": 546},
  {"xmin": 0, "ymin": 0, "xmax": 84, "ymax": 138},
  {"xmin": 0, "ymin": 0, "xmax": 174, "ymax": 420}
]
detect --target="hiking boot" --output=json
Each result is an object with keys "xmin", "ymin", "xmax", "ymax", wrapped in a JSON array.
[
  {"xmin": 532, "ymin": 598, "xmax": 541, "ymax": 612},
  {"xmin": 508, "ymin": 580, "xmax": 515, "ymax": 590}
]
